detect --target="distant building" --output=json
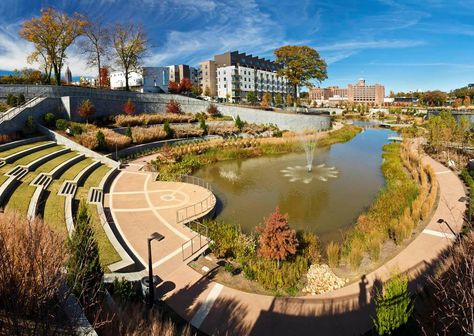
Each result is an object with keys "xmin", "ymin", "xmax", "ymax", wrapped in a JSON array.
[
  {"xmin": 110, "ymin": 67, "xmax": 170, "ymax": 93},
  {"xmin": 199, "ymin": 60, "xmax": 217, "ymax": 97},
  {"xmin": 167, "ymin": 64, "xmax": 199, "ymax": 85},
  {"xmin": 468, "ymin": 83, "xmax": 474, "ymax": 88},
  {"xmin": 310, "ymin": 79, "xmax": 385, "ymax": 106},
  {"xmin": 198, "ymin": 50, "xmax": 290, "ymax": 102},
  {"xmin": 347, "ymin": 79, "xmax": 385, "ymax": 105},
  {"xmin": 65, "ymin": 66, "xmax": 72, "ymax": 85}
]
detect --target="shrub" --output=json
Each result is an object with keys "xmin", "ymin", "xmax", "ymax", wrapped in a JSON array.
[
  {"xmin": 17, "ymin": 93, "xmax": 26, "ymax": 105},
  {"xmin": 111, "ymin": 277, "xmax": 138, "ymax": 304},
  {"xmin": 55, "ymin": 118, "xmax": 69, "ymax": 131},
  {"xmin": 298, "ymin": 232, "xmax": 320, "ymax": 264},
  {"xmin": 6, "ymin": 93, "xmax": 17, "ymax": 106},
  {"xmin": 78, "ymin": 133, "xmax": 98, "ymax": 149},
  {"xmin": 207, "ymin": 220, "xmax": 239, "ymax": 259},
  {"xmin": 43, "ymin": 112, "xmax": 56, "ymax": 127},
  {"xmin": 96, "ymin": 130, "xmax": 106, "ymax": 150},
  {"xmin": 23, "ymin": 116, "xmax": 35, "ymax": 134},
  {"xmin": 199, "ymin": 118, "xmax": 207, "ymax": 135},
  {"xmin": 234, "ymin": 232, "xmax": 256, "ymax": 264},
  {"xmin": 163, "ymin": 121, "xmax": 173, "ymax": 138},
  {"xmin": 123, "ymin": 98, "xmax": 136, "ymax": 115},
  {"xmin": 207, "ymin": 103, "xmax": 220, "ymax": 116},
  {"xmin": 125, "ymin": 126, "xmax": 132, "ymax": 139},
  {"xmin": 347, "ymin": 239, "xmax": 364, "ymax": 271},
  {"xmin": 132, "ymin": 126, "xmax": 166, "ymax": 144},
  {"xmin": 326, "ymin": 241, "xmax": 340, "ymax": 268},
  {"xmin": 166, "ymin": 99, "xmax": 182, "ymax": 114},
  {"xmin": 373, "ymin": 273, "xmax": 414, "ymax": 335},
  {"xmin": 114, "ymin": 113, "xmax": 196, "ymax": 127}
]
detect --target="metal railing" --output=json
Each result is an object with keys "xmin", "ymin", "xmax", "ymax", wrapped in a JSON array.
[
  {"xmin": 181, "ymin": 221, "xmax": 210, "ymax": 261},
  {"xmin": 175, "ymin": 175, "xmax": 215, "ymax": 225},
  {"xmin": 0, "ymin": 96, "xmax": 45, "ymax": 124}
]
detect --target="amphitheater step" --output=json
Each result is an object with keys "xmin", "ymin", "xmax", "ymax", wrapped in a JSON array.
[
  {"xmin": 27, "ymin": 148, "xmax": 70, "ymax": 171},
  {"xmin": 0, "ymin": 136, "xmax": 48, "ymax": 153},
  {"xmin": 0, "ymin": 141, "xmax": 55, "ymax": 164},
  {"xmin": 31, "ymin": 173, "xmax": 53, "ymax": 188},
  {"xmin": 58, "ymin": 181, "xmax": 77, "ymax": 197},
  {"xmin": 5, "ymin": 166, "xmax": 28, "ymax": 180},
  {"xmin": 88, "ymin": 187, "xmax": 103, "ymax": 204}
]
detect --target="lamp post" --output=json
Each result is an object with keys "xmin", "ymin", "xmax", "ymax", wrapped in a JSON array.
[{"xmin": 147, "ymin": 232, "xmax": 164, "ymax": 308}]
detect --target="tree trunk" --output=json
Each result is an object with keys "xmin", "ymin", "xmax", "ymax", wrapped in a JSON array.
[
  {"xmin": 53, "ymin": 63, "xmax": 61, "ymax": 86},
  {"xmin": 97, "ymin": 55, "xmax": 101, "ymax": 88},
  {"xmin": 125, "ymin": 68, "xmax": 130, "ymax": 91},
  {"xmin": 293, "ymin": 84, "xmax": 298, "ymax": 107}
]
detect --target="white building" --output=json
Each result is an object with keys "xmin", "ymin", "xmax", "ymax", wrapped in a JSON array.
[
  {"xmin": 110, "ymin": 67, "xmax": 169, "ymax": 93},
  {"xmin": 216, "ymin": 65, "xmax": 290, "ymax": 103}
]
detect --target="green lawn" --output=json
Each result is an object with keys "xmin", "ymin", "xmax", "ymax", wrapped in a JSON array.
[
  {"xmin": 14, "ymin": 146, "xmax": 65, "ymax": 166},
  {"xmin": 5, "ymin": 151, "xmax": 78, "ymax": 216},
  {"xmin": 43, "ymin": 158, "xmax": 94, "ymax": 236},
  {"xmin": 0, "ymin": 141, "xmax": 51, "ymax": 158},
  {"xmin": 75, "ymin": 165, "xmax": 121, "ymax": 268}
]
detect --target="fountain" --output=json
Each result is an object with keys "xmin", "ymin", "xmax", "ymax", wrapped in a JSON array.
[{"xmin": 300, "ymin": 132, "xmax": 317, "ymax": 172}]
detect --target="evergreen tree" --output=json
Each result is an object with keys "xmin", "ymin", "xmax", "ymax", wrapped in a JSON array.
[
  {"xmin": 275, "ymin": 93, "xmax": 283, "ymax": 106},
  {"xmin": 235, "ymin": 115, "xmax": 244, "ymax": 131},
  {"xmin": 67, "ymin": 202, "xmax": 103, "ymax": 313}
]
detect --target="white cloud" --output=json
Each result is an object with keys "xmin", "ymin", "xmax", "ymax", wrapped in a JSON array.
[{"xmin": 318, "ymin": 39, "xmax": 426, "ymax": 52}]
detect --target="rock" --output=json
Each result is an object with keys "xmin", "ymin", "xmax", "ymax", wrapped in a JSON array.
[{"xmin": 302, "ymin": 264, "xmax": 348, "ymax": 295}]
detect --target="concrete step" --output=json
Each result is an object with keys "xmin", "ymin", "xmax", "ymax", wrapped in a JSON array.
[
  {"xmin": 31, "ymin": 173, "xmax": 52, "ymax": 188},
  {"xmin": 88, "ymin": 187, "xmax": 103, "ymax": 204},
  {"xmin": 59, "ymin": 181, "xmax": 77, "ymax": 196}
]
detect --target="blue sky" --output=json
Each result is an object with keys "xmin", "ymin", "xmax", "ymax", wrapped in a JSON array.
[{"xmin": 0, "ymin": 0, "xmax": 473, "ymax": 92}]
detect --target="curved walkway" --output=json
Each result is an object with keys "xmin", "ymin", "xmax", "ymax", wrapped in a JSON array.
[{"xmin": 106, "ymin": 150, "xmax": 466, "ymax": 336}]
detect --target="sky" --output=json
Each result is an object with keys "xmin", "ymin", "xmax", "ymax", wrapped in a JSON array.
[{"xmin": 0, "ymin": 0, "xmax": 474, "ymax": 93}]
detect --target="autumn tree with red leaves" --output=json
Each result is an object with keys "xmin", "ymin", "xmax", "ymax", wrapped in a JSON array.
[
  {"xmin": 78, "ymin": 99, "xmax": 96, "ymax": 124},
  {"xmin": 123, "ymin": 98, "xmax": 136, "ymax": 115},
  {"xmin": 257, "ymin": 207, "xmax": 298, "ymax": 267},
  {"xmin": 179, "ymin": 77, "xmax": 193, "ymax": 93},
  {"xmin": 168, "ymin": 81, "xmax": 179, "ymax": 93},
  {"xmin": 166, "ymin": 99, "xmax": 182, "ymax": 114}
]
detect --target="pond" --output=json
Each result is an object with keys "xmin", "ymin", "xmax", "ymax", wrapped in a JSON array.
[{"xmin": 194, "ymin": 127, "xmax": 397, "ymax": 244}]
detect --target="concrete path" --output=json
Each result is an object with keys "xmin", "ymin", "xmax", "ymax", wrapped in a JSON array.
[{"xmin": 106, "ymin": 148, "xmax": 466, "ymax": 336}]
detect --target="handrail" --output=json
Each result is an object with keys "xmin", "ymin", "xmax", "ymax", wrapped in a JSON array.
[
  {"xmin": 181, "ymin": 221, "xmax": 210, "ymax": 261},
  {"xmin": 175, "ymin": 174, "xmax": 215, "ymax": 225},
  {"xmin": 0, "ymin": 96, "xmax": 45, "ymax": 123}
]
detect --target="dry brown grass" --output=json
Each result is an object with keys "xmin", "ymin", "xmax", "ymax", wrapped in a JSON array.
[
  {"xmin": 0, "ymin": 211, "xmax": 69, "ymax": 334},
  {"xmin": 132, "ymin": 126, "xmax": 167, "ymax": 144},
  {"xmin": 114, "ymin": 113, "xmax": 196, "ymax": 127},
  {"xmin": 326, "ymin": 241, "xmax": 340, "ymax": 268}
]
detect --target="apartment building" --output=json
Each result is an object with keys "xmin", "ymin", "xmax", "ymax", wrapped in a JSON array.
[
  {"xmin": 110, "ymin": 67, "xmax": 170, "ymax": 93},
  {"xmin": 199, "ymin": 51, "xmax": 290, "ymax": 102},
  {"xmin": 199, "ymin": 60, "xmax": 217, "ymax": 97},
  {"xmin": 168, "ymin": 64, "xmax": 199, "ymax": 85},
  {"xmin": 310, "ymin": 79, "xmax": 385, "ymax": 106},
  {"xmin": 347, "ymin": 79, "xmax": 385, "ymax": 105}
]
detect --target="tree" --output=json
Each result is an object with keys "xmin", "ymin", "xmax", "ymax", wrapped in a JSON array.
[
  {"xmin": 275, "ymin": 93, "xmax": 283, "ymax": 106},
  {"xmin": 27, "ymin": 49, "xmax": 53, "ymax": 84},
  {"xmin": 111, "ymin": 23, "xmax": 148, "ymax": 91},
  {"xmin": 373, "ymin": 273, "xmax": 414, "ymax": 335},
  {"xmin": 261, "ymin": 92, "xmax": 272, "ymax": 108},
  {"xmin": 199, "ymin": 118, "xmax": 207, "ymax": 135},
  {"xmin": 257, "ymin": 207, "xmax": 298, "ymax": 268},
  {"xmin": 192, "ymin": 84, "xmax": 202, "ymax": 96},
  {"xmin": 179, "ymin": 78, "xmax": 193, "ymax": 93},
  {"xmin": 421, "ymin": 90, "xmax": 447, "ymax": 106},
  {"xmin": 463, "ymin": 95, "xmax": 471, "ymax": 107},
  {"xmin": 286, "ymin": 93, "xmax": 293, "ymax": 106},
  {"xmin": 166, "ymin": 99, "xmax": 182, "ymax": 114},
  {"xmin": 453, "ymin": 98, "xmax": 462, "ymax": 108},
  {"xmin": 274, "ymin": 45, "xmax": 327, "ymax": 104},
  {"xmin": 246, "ymin": 91, "xmax": 257, "ymax": 105},
  {"xmin": 235, "ymin": 115, "xmax": 244, "ymax": 131},
  {"xmin": 79, "ymin": 19, "xmax": 110, "ymax": 88},
  {"xmin": 77, "ymin": 99, "xmax": 96, "ymax": 123},
  {"xmin": 168, "ymin": 81, "xmax": 180, "ymax": 94},
  {"xmin": 67, "ymin": 202, "xmax": 103, "ymax": 315},
  {"xmin": 123, "ymin": 98, "xmax": 136, "ymax": 115},
  {"xmin": 204, "ymin": 86, "xmax": 211, "ymax": 97},
  {"xmin": 20, "ymin": 8, "xmax": 87, "ymax": 86}
]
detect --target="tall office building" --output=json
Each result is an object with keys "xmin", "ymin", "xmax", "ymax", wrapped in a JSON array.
[{"xmin": 65, "ymin": 66, "xmax": 72, "ymax": 85}]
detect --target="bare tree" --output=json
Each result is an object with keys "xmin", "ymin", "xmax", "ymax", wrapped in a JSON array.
[
  {"xmin": 79, "ymin": 18, "xmax": 110, "ymax": 88},
  {"xmin": 111, "ymin": 23, "xmax": 148, "ymax": 91}
]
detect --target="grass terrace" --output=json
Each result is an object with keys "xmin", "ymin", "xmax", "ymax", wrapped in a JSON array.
[{"xmin": 0, "ymin": 140, "xmax": 51, "ymax": 158}]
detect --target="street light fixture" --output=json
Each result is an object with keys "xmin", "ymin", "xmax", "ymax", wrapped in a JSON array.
[
  {"xmin": 436, "ymin": 218, "xmax": 457, "ymax": 237},
  {"xmin": 147, "ymin": 232, "xmax": 164, "ymax": 308}
]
